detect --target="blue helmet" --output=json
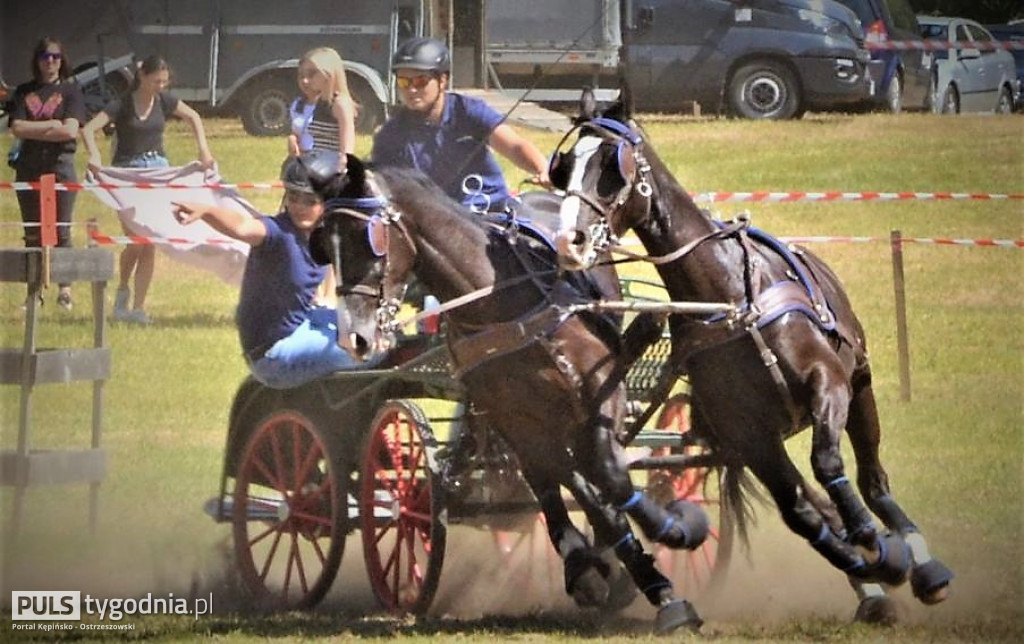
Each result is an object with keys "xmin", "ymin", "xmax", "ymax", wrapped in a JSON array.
[{"xmin": 280, "ymin": 150, "xmax": 343, "ymax": 195}]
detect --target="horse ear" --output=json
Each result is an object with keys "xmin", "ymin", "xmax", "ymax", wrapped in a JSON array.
[
  {"xmin": 618, "ymin": 77, "xmax": 635, "ymax": 120},
  {"xmin": 344, "ymin": 153, "xmax": 365, "ymax": 185},
  {"xmin": 579, "ymin": 87, "xmax": 598, "ymax": 122}
]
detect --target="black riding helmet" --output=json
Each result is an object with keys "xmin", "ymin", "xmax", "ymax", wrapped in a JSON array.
[
  {"xmin": 391, "ymin": 37, "xmax": 450, "ymax": 74},
  {"xmin": 280, "ymin": 149, "xmax": 345, "ymax": 197}
]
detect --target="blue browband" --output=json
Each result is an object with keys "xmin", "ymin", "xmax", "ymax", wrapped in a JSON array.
[
  {"xmin": 590, "ymin": 117, "xmax": 643, "ymax": 145},
  {"xmin": 324, "ymin": 195, "xmax": 388, "ymax": 213}
]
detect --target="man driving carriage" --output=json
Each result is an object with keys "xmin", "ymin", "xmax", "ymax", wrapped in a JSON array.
[{"xmin": 371, "ymin": 37, "xmax": 551, "ymax": 214}]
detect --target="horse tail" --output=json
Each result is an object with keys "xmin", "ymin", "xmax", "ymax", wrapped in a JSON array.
[{"xmin": 719, "ymin": 461, "xmax": 764, "ymax": 551}]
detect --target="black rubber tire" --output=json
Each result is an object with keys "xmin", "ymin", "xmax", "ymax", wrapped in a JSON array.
[
  {"xmin": 727, "ymin": 60, "xmax": 801, "ymax": 120},
  {"xmin": 239, "ymin": 74, "xmax": 294, "ymax": 136}
]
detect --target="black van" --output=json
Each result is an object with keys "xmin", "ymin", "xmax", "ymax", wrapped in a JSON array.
[{"xmin": 623, "ymin": 0, "xmax": 873, "ymax": 118}]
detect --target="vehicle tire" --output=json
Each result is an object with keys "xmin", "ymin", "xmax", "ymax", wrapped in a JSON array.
[
  {"xmin": 240, "ymin": 74, "xmax": 294, "ymax": 137},
  {"xmin": 727, "ymin": 60, "xmax": 801, "ymax": 120},
  {"xmin": 349, "ymin": 76, "xmax": 385, "ymax": 134},
  {"xmin": 645, "ymin": 393, "xmax": 734, "ymax": 597},
  {"xmin": 995, "ymin": 85, "xmax": 1013, "ymax": 114},
  {"xmin": 939, "ymin": 83, "xmax": 960, "ymax": 115},
  {"xmin": 360, "ymin": 400, "xmax": 447, "ymax": 614},
  {"xmin": 232, "ymin": 408, "xmax": 348, "ymax": 610},
  {"xmin": 885, "ymin": 72, "xmax": 903, "ymax": 114}
]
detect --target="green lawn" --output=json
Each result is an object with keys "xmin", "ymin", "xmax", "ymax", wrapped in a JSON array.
[{"xmin": 0, "ymin": 111, "xmax": 1021, "ymax": 642}]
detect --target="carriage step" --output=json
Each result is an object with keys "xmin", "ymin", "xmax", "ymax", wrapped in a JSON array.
[{"xmin": 203, "ymin": 491, "xmax": 397, "ymax": 523}]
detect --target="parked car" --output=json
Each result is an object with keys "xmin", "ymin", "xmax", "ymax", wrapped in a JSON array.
[
  {"xmin": 834, "ymin": 0, "xmax": 932, "ymax": 112},
  {"xmin": 919, "ymin": 16, "xmax": 1017, "ymax": 114},
  {"xmin": 984, "ymin": 22, "xmax": 1024, "ymax": 111}
]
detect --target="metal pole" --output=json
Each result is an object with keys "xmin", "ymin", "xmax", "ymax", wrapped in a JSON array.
[{"xmin": 890, "ymin": 230, "xmax": 911, "ymax": 402}]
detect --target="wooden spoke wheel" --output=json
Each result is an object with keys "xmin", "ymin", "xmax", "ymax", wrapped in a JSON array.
[
  {"xmin": 232, "ymin": 409, "xmax": 347, "ymax": 609},
  {"xmin": 647, "ymin": 393, "xmax": 733, "ymax": 596},
  {"xmin": 360, "ymin": 400, "xmax": 447, "ymax": 613}
]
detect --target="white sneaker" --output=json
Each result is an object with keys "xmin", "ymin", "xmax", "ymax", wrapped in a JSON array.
[
  {"xmin": 127, "ymin": 309, "xmax": 151, "ymax": 325},
  {"xmin": 114, "ymin": 288, "xmax": 131, "ymax": 319}
]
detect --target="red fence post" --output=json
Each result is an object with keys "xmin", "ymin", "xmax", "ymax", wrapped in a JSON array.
[
  {"xmin": 39, "ymin": 174, "xmax": 57, "ymax": 247},
  {"xmin": 890, "ymin": 230, "xmax": 911, "ymax": 402}
]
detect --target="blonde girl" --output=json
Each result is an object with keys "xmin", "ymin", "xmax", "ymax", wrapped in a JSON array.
[{"xmin": 287, "ymin": 47, "xmax": 356, "ymax": 161}]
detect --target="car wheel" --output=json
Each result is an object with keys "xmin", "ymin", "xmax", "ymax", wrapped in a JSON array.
[
  {"xmin": 240, "ymin": 75, "xmax": 294, "ymax": 137},
  {"xmin": 885, "ymin": 72, "xmax": 903, "ymax": 114},
  {"xmin": 995, "ymin": 85, "xmax": 1013, "ymax": 114},
  {"xmin": 939, "ymin": 84, "xmax": 960, "ymax": 115},
  {"xmin": 727, "ymin": 61, "xmax": 801, "ymax": 120}
]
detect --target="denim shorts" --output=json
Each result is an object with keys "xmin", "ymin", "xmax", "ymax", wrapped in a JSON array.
[{"xmin": 119, "ymin": 152, "xmax": 170, "ymax": 169}]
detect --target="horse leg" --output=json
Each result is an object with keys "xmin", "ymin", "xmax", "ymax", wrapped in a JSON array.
[
  {"xmin": 846, "ymin": 365, "xmax": 953, "ymax": 605},
  {"xmin": 564, "ymin": 471, "xmax": 702, "ymax": 633},
  {"xmin": 520, "ymin": 469, "xmax": 610, "ymax": 608},
  {"xmin": 742, "ymin": 434, "xmax": 874, "ymax": 578}
]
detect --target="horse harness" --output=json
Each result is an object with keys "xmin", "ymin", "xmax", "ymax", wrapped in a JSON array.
[{"xmin": 572, "ymin": 118, "xmax": 862, "ymax": 434}]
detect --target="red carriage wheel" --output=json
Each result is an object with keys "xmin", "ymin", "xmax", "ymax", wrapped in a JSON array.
[
  {"xmin": 360, "ymin": 400, "xmax": 447, "ymax": 613},
  {"xmin": 648, "ymin": 393, "xmax": 734, "ymax": 597},
  {"xmin": 232, "ymin": 409, "xmax": 347, "ymax": 609}
]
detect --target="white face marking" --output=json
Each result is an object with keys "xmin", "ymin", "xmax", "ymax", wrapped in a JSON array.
[{"xmin": 557, "ymin": 136, "xmax": 602, "ymax": 233}]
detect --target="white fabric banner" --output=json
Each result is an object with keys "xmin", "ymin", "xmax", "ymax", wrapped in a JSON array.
[{"xmin": 87, "ymin": 163, "xmax": 260, "ymax": 284}]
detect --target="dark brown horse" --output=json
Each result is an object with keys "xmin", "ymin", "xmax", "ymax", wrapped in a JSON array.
[
  {"xmin": 309, "ymin": 154, "xmax": 711, "ymax": 633},
  {"xmin": 550, "ymin": 91, "xmax": 953, "ymax": 622}
]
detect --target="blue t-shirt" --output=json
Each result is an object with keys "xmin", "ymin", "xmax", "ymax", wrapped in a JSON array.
[
  {"xmin": 371, "ymin": 92, "xmax": 511, "ymax": 212},
  {"xmin": 236, "ymin": 213, "xmax": 327, "ymax": 358}
]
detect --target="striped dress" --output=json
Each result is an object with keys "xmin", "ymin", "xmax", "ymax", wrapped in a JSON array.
[{"xmin": 306, "ymin": 100, "xmax": 341, "ymax": 153}]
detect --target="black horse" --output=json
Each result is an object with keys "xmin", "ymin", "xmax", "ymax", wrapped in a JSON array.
[
  {"xmin": 311, "ymin": 155, "xmax": 710, "ymax": 633},
  {"xmin": 550, "ymin": 91, "xmax": 954, "ymax": 622}
]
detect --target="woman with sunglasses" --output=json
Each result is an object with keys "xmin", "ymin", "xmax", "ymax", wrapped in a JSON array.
[
  {"xmin": 171, "ymin": 150, "xmax": 371, "ymax": 389},
  {"xmin": 81, "ymin": 55, "xmax": 216, "ymax": 324},
  {"xmin": 8, "ymin": 37, "xmax": 87, "ymax": 310},
  {"xmin": 371, "ymin": 37, "xmax": 550, "ymax": 214}
]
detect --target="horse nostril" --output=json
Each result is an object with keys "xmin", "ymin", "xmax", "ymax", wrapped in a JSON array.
[{"xmin": 572, "ymin": 230, "xmax": 586, "ymax": 245}]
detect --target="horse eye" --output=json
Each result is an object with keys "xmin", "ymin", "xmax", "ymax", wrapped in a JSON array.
[{"xmin": 549, "ymin": 152, "xmax": 573, "ymax": 191}]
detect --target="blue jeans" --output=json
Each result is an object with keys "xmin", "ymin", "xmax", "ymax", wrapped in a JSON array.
[{"xmin": 249, "ymin": 307, "xmax": 377, "ymax": 389}]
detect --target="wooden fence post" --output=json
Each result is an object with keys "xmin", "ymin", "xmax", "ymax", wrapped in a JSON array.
[{"xmin": 890, "ymin": 230, "xmax": 911, "ymax": 402}]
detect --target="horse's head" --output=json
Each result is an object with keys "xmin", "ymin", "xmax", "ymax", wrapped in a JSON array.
[
  {"xmin": 309, "ymin": 154, "xmax": 415, "ymax": 362},
  {"xmin": 552, "ymin": 89, "xmax": 653, "ymax": 271}
]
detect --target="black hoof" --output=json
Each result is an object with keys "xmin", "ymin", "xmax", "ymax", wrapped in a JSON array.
[
  {"xmin": 661, "ymin": 500, "xmax": 710, "ymax": 550},
  {"xmin": 911, "ymin": 559, "xmax": 953, "ymax": 605},
  {"xmin": 861, "ymin": 533, "xmax": 911, "ymax": 586},
  {"xmin": 853, "ymin": 595, "xmax": 900, "ymax": 626},
  {"xmin": 654, "ymin": 598, "xmax": 702, "ymax": 635}
]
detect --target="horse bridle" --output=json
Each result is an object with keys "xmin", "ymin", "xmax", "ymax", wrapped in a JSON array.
[
  {"xmin": 323, "ymin": 189, "xmax": 416, "ymax": 334},
  {"xmin": 554, "ymin": 117, "xmax": 653, "ymax": 253}
]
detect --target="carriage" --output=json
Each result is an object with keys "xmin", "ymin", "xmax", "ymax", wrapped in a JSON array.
[{"xmin": 204, "ymin": 277, "xmax": 735, "ymax": 615}]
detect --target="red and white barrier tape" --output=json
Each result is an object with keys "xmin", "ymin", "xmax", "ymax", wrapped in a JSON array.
[
  {"xmin": 0, "ymin": 180, "xmax": 282, "ymax": 192},
  {"xmin": 89, "ymin": 229, "xmax": 1021, "ymax": 250},
  {"xmin": 781, "ymin": 236, "xmax": 1024, "ymax": 248},
  {"xmin": 866, "ymin": 39, "xmax": 1024, "ymax": 52},
  {"xmin": 3, "ymin": 181, "xmax": 1021, "ymax": 202},
  {"xmin": 691, "ymin": 191, "xmax": 1024, "ymax": 203},
  {"xmin": 88, "ymin": 231, "xmax": 237, "ymax": 247}
]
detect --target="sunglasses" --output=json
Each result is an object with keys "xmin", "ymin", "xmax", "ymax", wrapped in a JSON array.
[
  {"xmin": 38, "ymin": 52, "xmax": 62, "ymax": 62},
  {"xmin": 285, "ymin": 190, "xmax": 322, "ymax": 207},
  {"xmin": 395, "ymin": 75, "xmax": 433, "ymax": 90}
]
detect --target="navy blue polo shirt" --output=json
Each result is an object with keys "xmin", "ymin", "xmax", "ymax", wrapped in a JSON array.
[
  {"xmin": 372, "ymin": 92, "xmax": 511, "ymax": 212},
  {"xmin": 236, "ymin": 213, "xmax": 327, "ymax": 358}
]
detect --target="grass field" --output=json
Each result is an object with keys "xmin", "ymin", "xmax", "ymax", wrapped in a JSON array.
[{"xmin": 0, "ymin": 111, "xmax": 1022, "ymax": 642}]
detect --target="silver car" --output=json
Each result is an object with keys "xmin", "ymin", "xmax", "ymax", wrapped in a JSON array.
[{"xmin": 919, "ymin": 16, "xmax": 1017, "ymax": 114}]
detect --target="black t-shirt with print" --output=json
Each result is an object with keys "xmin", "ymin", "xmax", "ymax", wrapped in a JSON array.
[
  {"xmin": 9, "ymin": 79, "xmax": 87, "ymax": 169},
  {"xmin": 103, "ymin": 91, "xmax": 180, "ymax": 164}
]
